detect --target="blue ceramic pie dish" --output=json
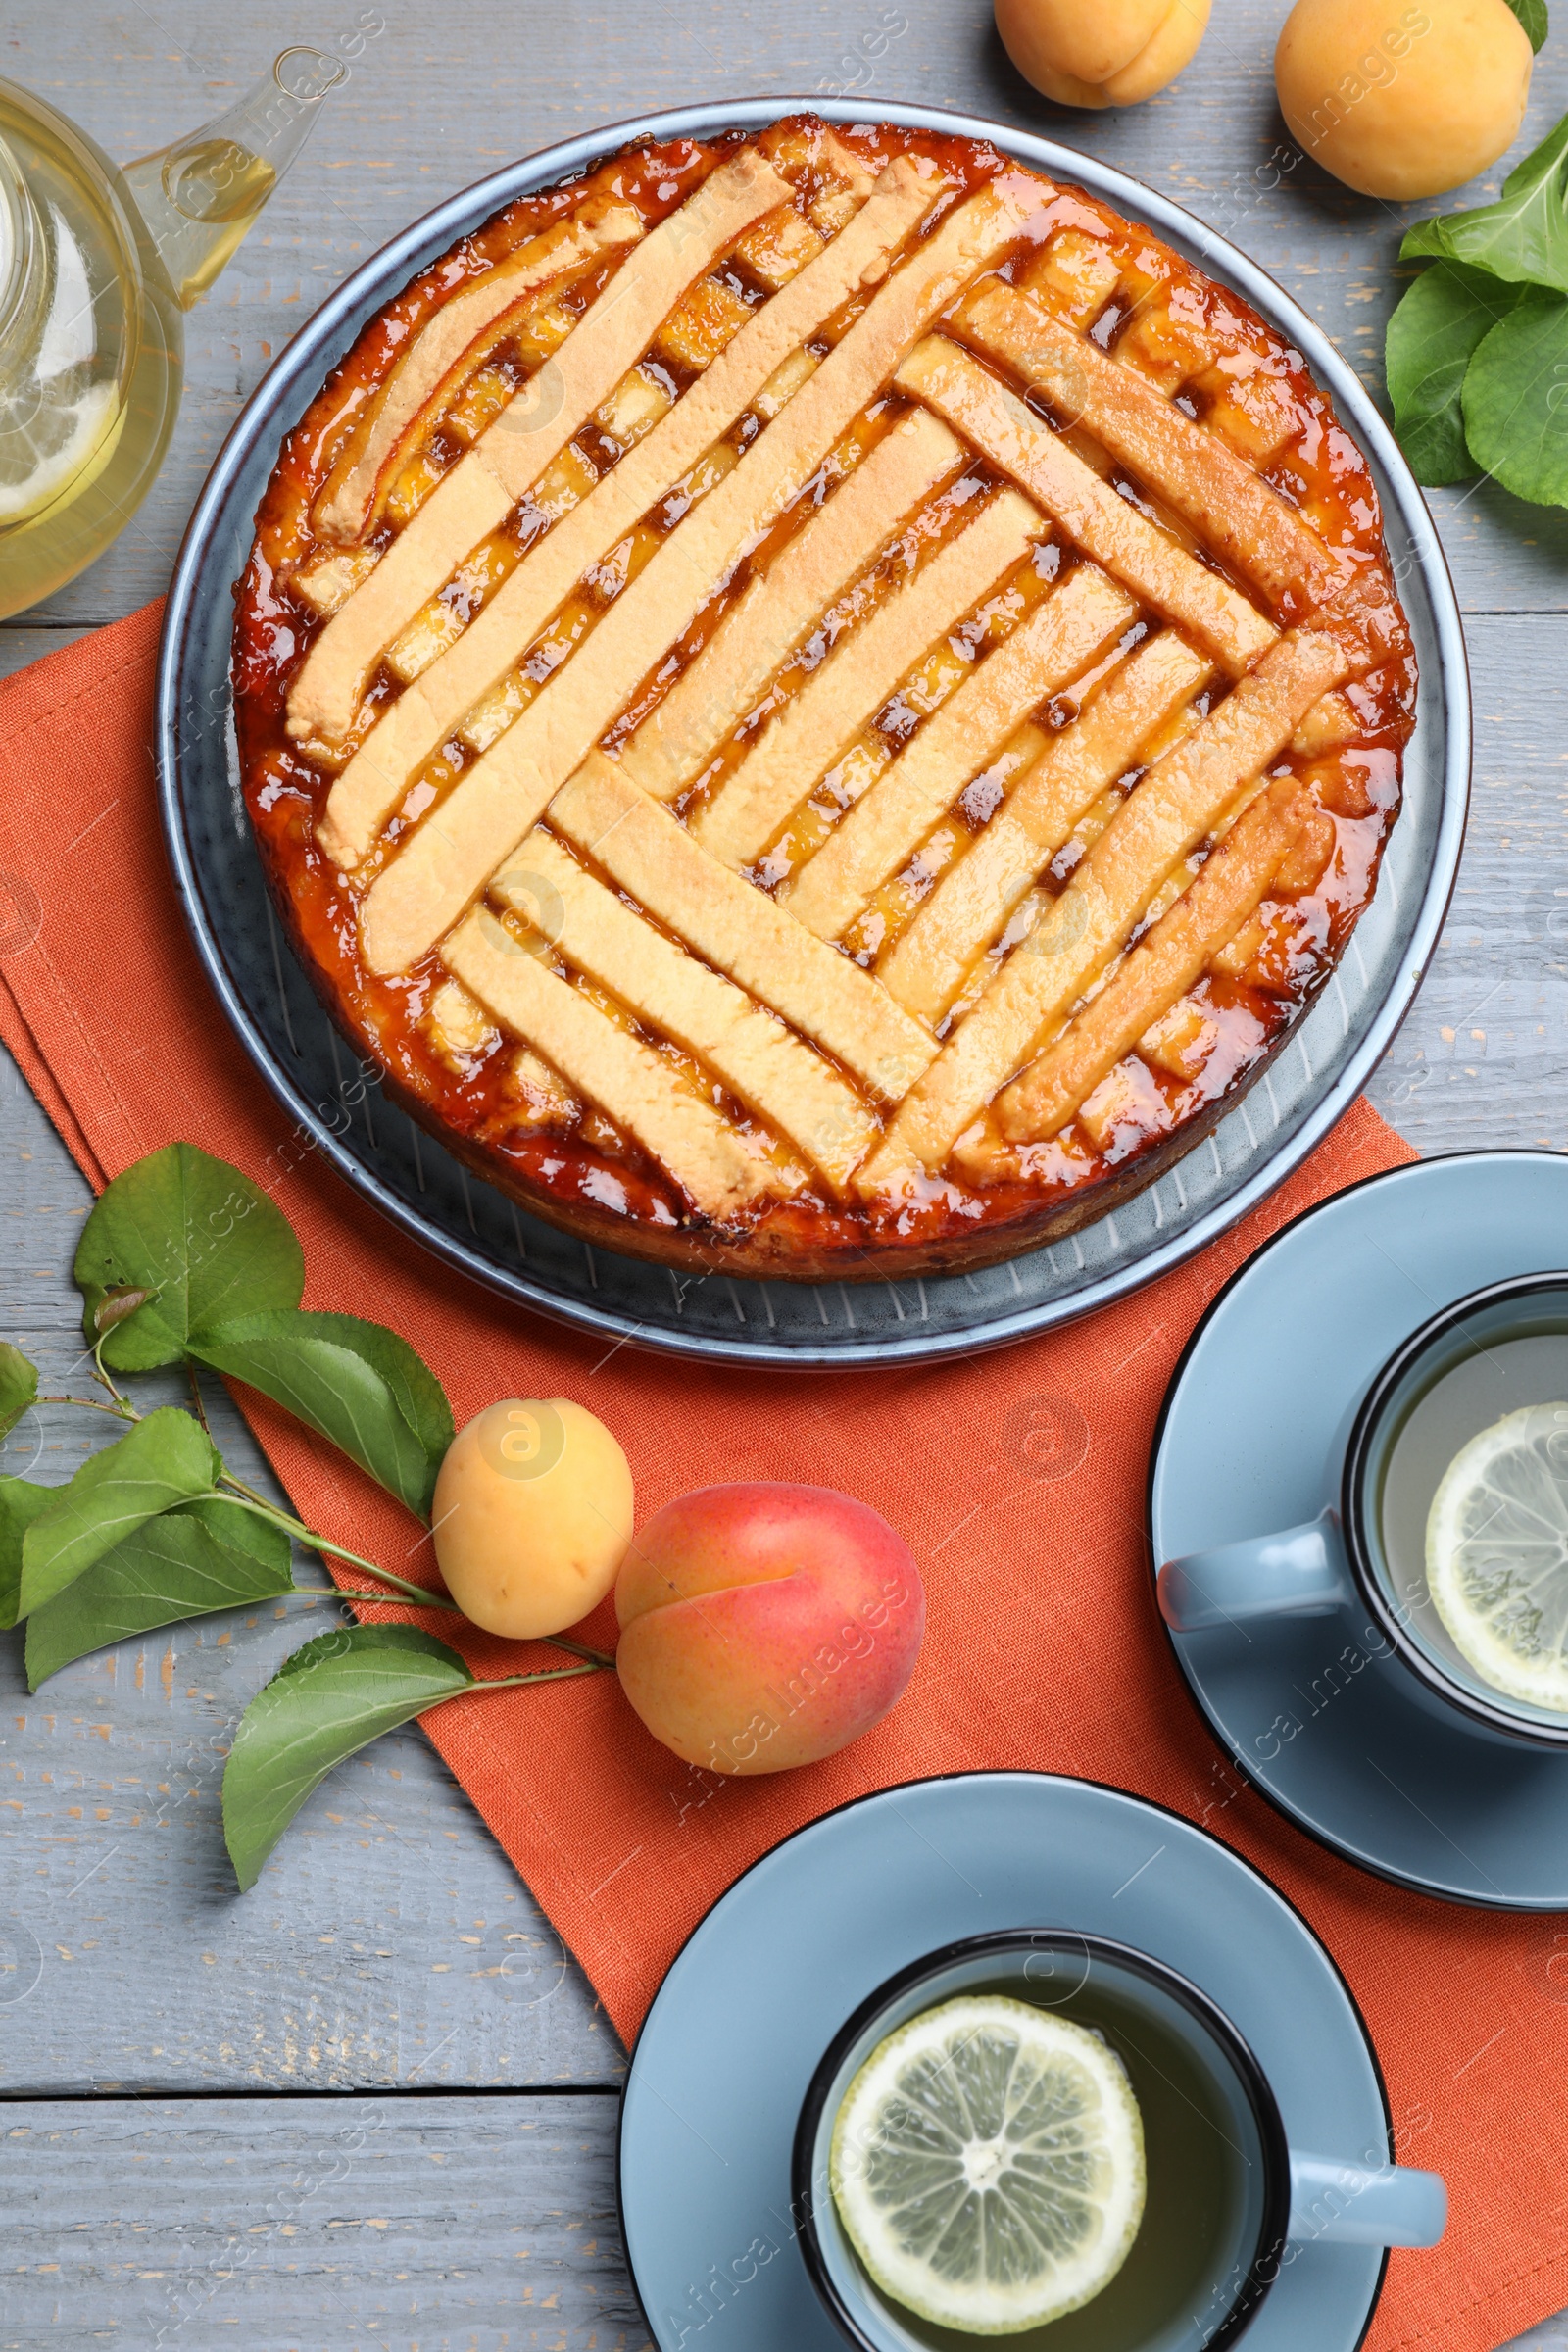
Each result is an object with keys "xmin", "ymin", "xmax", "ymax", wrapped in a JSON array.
[{"xmin": 155, "ymin": 97, "xmax": 1469, "ymax": 1367}]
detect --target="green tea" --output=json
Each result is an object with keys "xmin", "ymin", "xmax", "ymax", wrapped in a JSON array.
[
  {"xmin": 857, "ymin": 1964, "xmax": 1268, "ymax": 2352},
  {"xmin": 129, "ymin": 136, "xmax": 277, "ymax": 300},
  {"xmin": 1377, "ymin": 1326, "xmax": 1568, "ymax": 1697},
  {"xmin": 0, "ymin": 82, "xmax": 182, "ymax": 618}
]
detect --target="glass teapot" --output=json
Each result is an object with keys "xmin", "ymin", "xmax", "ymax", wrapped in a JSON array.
[{"xmin": 0, "ymin": 48, "xmax": 345, "ymax": 620}]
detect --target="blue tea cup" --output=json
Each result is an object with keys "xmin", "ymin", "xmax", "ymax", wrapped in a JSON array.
[
  {"xmin": 1158, "ymin": 1272, "xmax": 1568, "ymax": 1751},
  {"xmin": 794, "ymin": 1930, "xmax": 1445, "ymax": 2352}
]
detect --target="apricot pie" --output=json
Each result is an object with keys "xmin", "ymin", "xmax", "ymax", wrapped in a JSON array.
[{"xmin": 234, "ymin": 116, "xmax": 1414, "ymax": 1280}]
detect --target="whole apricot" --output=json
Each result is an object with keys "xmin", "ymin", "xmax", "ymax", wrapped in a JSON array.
[
  {"xmin": 1276, "ymin": 0, "xmax": 1532, "ymax": 200},
  {"xmin": 995, "ymin": 0, "xmax": 1211, "ymax": 108},
  {"xmin": 432, "ymin": 1398, "xmax": 633, "ymax": 1640},
  {"xmin": 614, "ymin": 1483, "xmax": 925, "ymax": 1776}
]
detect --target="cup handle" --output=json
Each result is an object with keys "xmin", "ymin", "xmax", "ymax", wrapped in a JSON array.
[
  {"xmin": 1287, "ymin": 2151, "xmax": 1447, "ymax": 2248},
  {"xmin": 1156, "ymin": 1508, "xmax": 1352, "ymax": 1633}
]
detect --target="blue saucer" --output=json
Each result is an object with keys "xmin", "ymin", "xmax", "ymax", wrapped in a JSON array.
[
  {"xmin": 1150, "ymin": 1150, "xmax": 1568, "ymax": 1910},
  {"xmin": 618, "ymin": 1773, "xmax": 1389, "ymax": 2351}
]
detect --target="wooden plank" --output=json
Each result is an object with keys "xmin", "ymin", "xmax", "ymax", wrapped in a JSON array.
[
  {"xmin": 1360, "ymin": 612, "xmax": 1568, "ymax": 1159},
  {"xmin": 3, "ymin": 2091, "xmax": 647, "ymax": 2350}
]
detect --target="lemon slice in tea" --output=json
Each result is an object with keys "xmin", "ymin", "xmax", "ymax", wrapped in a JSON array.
[
  {"xmin": 829, "ymin": 1993, "xmax": 1146, "ymax": 2335},
  {"xmin": 1427, "ymin": 1400, "xmax": 1568, "ymax": 1711}
]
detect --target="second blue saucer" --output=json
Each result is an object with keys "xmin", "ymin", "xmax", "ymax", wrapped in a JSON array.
[
  {"xmin": 1150, "ymin": 1149, "xmax": 1568, "ymax": 1909},
  {"xmin": 619, "ymin": 1772, "xmax": 1391, "ymax": 2352}
]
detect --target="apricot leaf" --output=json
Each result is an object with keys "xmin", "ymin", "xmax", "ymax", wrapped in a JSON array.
[
  {"xmin": 190, "ymin": 1309, "xmax": 452, "ymax": 1519},
  {"xmin": 75, "ymin": 1143, "xmax": 303, "ymax": 1370},
  {"xmin": 1387, "ymin": 262, "xmax": 1520, "ymax": 483},
  {"xmin": 223, "ymin": 1625, "xmax": 473, "ymax": 1890},
  {"xmin": 0, "ymin": 1342, "xmax": 37, "ymax": 1440},
  {"xmin": 17, "ymin": 1408, "xmax": 221, "ymax": 1619},
  {"xmin": 1462, "ymin": 286, "xmax": 1568, "ymax": 507},
  {"xmin": 1403, "ymin": 112, "xmax": 1568, "ymax": 294},
  {"xmin": 0, "ymin": 1478, "xmax": 57, "ymax": 1632},
  {"xmin": 24, "ymin": 1498, "xmax": 294, "ymax": 1689},
  {"xmin": 1503, "ymin": 0, "xmax": 1548, "ymax": 51}
]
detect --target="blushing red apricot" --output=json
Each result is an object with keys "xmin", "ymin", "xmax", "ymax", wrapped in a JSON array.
[
  {"xmin": 1276, "ymin": 0, "xmax": 1531, "ymax": 200},
  {"xmin": 613, "ymin": 1483, "xmax": 925, "ymax": 1776}
]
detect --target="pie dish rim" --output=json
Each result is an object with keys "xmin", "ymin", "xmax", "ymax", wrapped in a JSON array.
[{"xmin": 156, "ymin": 92, "xmax": 1470, "ymax": 1368}]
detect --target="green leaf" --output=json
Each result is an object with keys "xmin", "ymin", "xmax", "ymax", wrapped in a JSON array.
[
  {"xmin": 1504, "ymin": 0, "xmax": 1549, "ymax": 51},
  {"xmin": 1462, "ymin": 284, "xmax": 1568, "ymax": 506},
  {"xmin": 0, "ymin": 1479, "xmax": 59, "ymax": 1631},
  {"xmin": 0, "ymin": 1343, "xmax": 37, "ymax": 1441},
  {"xmin": 222, "ymin": 1625, "xmax": 473, "ymax": 1890},
  {"xmin": 288, "ymin": 1313, "xmax": 454, "ymax": 1496},
  {"xmin": 24, "ymin": 1498, "xmax": 294, "ymax": 1689},
  {"xmin": 1403, "ymin": 112, "xmax": 1568, "ymax": 296},
  {"xmin": 17, "ymin": 1408, "xmax": 220, "ymax": 1619},
  {"xmin": 74, "ymin": 1143, "xmax": 304, "ymax": 1370},
  {"xmin": 191, "ymin": 1310, "xmax": 452, "ymax": 1519},
  {"xmin": 1386, "ymin": 263, "xmax": 1521, "ymax": 483}
]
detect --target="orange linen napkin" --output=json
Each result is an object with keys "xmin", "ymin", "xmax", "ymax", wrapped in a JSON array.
[{"xmin": 0, "ymin": 605, "xmax": 1556, "ymax": 2352}]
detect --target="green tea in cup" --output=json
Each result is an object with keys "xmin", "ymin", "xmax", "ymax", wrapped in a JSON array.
[{"xmin": 797, "ymin": 1931, "xmax": 1443, "ymax": 2352}]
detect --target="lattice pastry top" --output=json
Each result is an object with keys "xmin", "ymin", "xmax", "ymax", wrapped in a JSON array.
[{"xmin": 234, "ymin": 116, "xmax": 1414, "ymax": 1280}]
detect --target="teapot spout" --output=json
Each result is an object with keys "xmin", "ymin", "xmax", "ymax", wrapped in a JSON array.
[{"xmin": 120, "ymin": 47, "xmax": 346, "ymax": 309}]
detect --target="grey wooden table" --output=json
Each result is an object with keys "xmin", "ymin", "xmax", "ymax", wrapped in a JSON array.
[{"xmin": 3, "ymin": 3, "xmax": 1568, "ymax": 2344}]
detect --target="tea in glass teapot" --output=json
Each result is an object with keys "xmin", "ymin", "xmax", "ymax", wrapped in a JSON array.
[{"xmin": 0, "ymin": 47, "xmax": 345, "ymax": 619}]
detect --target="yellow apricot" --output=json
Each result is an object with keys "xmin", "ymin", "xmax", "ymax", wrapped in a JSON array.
[
  {"xmin": 1276, "ymin": 0, "xmax": 1532, "ymax": 200},
  {"xmin": 994, "ymin": 0, "xmax": 1211, "ymax": 109},
  {"xmin": 431, "ymin": 1397, "xmax": 633, "ymax": 1641}
]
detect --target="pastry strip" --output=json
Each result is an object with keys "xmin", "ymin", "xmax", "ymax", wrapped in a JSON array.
[
  {"xmin": 549, "ymin": 755, "xmax": 934, "ymax": 1100},
  {"xmin": 314, "ymin": 205, "xmax": 643, "ymax": 547},
  {"xmin": 952, "ymin": 279, "xmax": 1343, "ymax": 608},
  {"xmin": 427, "ymin": 978, "xmax": 497, "ymax": 1060},
  {"xmin": 441, "ymin": 907, "xmax": 774, "ymax": 1217},
  {"xmin": 878, "ymin": 631, "xmax": 1212, "ymax": 1022},
  {"xmin": 293, "ymin": 547, "xmax": 377, "ymax": 619},
  {"xmin": 693, "ymin": 487, "xmax": 1043, "ymax": 870},
  {"xmin": 360, "ymin": 179, "xmax": 1035, "ymax": 976},
  {"xmin": 858, "ymin": 627, "xmax": 1349, "ymax": 1186},
  {"xmin": 288, "ymin": 146, "xmax": 794, "ymax": 746},
  {"xmin": 320, "ymin": 157, "xmax": 942, "ymax": 867},
  {"xmin": 894, "ymin": 335, "xmax": 1275, "ymax": 676},
  {"xmin": 1291, "ymin": 689, "xmax": 1360, "ymax": 755},
  {"xmin": 619, "ymin": 407, "xmax": 965, "ymax": 803},
  {"xmin": 997, "ymin": 776, "xmax": 1309, "ymax": 1141},
  {"xmin": 492, "ymin": 833, "xmax": 878, "ymax": 1188},
  {"xmin": 782, "ymin": 562, "xmax": 1139, "ymax": 942}
]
